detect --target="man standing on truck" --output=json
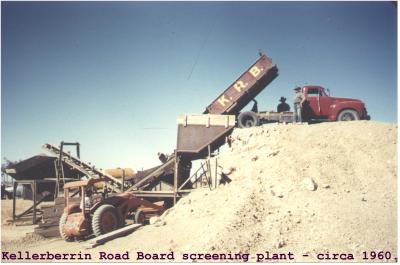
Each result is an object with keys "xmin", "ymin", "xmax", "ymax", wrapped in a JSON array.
[
  {"xmin": 277, "ymin": 97, "xmax": 290, "ymax": 112},
  {"xmin": 293, "ymin": 87, "xmax": 305, "ymax": 122}
]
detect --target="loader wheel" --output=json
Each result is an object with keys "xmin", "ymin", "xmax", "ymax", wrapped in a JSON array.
[
  {"xmin": 135, "ymin": 210, "xmax": 146, "ymax": 225},
  {"xmin": 59, "ymin": 213, "xmax": 74, "ymax": 242},
  {"xmin": 238, "ymin": 111, "xmax": 259, "ymax": 128},
  {"xmin": 92, "ymin": 204, "xmax": 120, "ymax": 237},
  {"xmin": 337, "ymin": 109, "xmax": 359, "ymax": 121}
]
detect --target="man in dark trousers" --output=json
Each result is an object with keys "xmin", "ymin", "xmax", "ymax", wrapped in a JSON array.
[{"xmin": 277, "ymin": 97, "xmax": 290, "ymax": 112}]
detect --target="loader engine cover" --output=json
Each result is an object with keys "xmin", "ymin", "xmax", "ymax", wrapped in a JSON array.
[{"xmin": 63, "ymin": 213, "xmax": 88, "ymax": 237}]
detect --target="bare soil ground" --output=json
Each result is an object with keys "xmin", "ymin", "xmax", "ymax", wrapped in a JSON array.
[{"xmin": 1, "ymin": 121, "xmax": 397, "ymax": 262}]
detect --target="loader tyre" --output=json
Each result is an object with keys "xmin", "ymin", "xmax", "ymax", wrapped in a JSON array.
[
  {"xmin": 92, "ymin": 204, "xmax": 120, "ymax": 237},
  {"xmin": 59, "ymin": 213, "xmax": 74, "ymax": 242},
  {"xmin": 135, "ymin": 209, "xmax": 146, "ymax": 225},
  {"xmin": 337, "ymin": 109, "xmax": 359, "ymax": 121},
  {"xmin": 238, "ymin": 111, "xmax": 259, "ymax": 128}
]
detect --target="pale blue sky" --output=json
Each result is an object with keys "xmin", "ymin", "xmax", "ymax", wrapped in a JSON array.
[{"xmin": 2, "ymin": 1, "xmax": 397, "ymax": 170}]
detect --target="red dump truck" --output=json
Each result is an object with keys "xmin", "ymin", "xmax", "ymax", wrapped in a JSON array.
[{"xmin": 205, "ymin": 54, "xmax": 370, "ymax": 127}]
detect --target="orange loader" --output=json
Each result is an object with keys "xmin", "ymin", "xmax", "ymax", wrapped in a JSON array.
[{"xmin": 59, "ymin": 178, "xmax": 165, "ymax": 241}]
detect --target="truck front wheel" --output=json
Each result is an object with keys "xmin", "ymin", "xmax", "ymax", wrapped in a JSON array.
[
  {"xmin": 337, "ymin": 109, "xmax": 359, "ymax": 121},
  {"xmin": 238, "ymin": 111, "xmax": 259, "ymax": 128}
]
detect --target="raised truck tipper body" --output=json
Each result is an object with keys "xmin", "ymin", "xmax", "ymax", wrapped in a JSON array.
[{"xmin": 204, "ymin": 54, "xmax": 279, "ymax": 116}]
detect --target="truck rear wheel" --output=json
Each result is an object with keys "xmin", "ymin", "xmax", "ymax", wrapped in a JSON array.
[
  {"xmin": 337, "ymin": 109, "xmax": 359, "ymax": 121},
  {"xmin": 59, "ymin": 213, "xmax": 74, "ymax": 242},
  {"xmin": 238, "ymin": 111, "xmax": 259, "ymax": 128},
  {"xmin": 92, "ymin": 204, "xmax": 120, "ymax": 237}
]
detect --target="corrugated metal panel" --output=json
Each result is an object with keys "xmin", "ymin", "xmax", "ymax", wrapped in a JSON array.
[{"xmin": 3, "ymin": 155, "xmax": 84, "ymax": 180}]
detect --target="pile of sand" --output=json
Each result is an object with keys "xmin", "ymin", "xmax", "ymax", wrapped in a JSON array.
[
  {"xmin": 2, "ymin": 121, "xmax": 396, "ymax": 262},
  {"xmin": 93, "ymin": 120, "xmax": 396, "ymax": 262}
]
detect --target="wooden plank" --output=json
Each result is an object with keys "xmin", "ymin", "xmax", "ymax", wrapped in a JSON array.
[
  {"xmin": 42, "ymin": 209, "xmax": 63, "ymax": 218},
  {"xmin": 41, "ymin": 205, "xmax": 57, "ymax": 209},
  {"xmin": 40, "ymin": 217, "xmax": 59, "ymax": 222},
  {"xmin": 54, "ymin": 197, "xmax": 80, "ymax": 205},
  {"xmin": 36, "ymin": 225, "xmax": 58, "ymax": 230},
  {"xmin": 42, "ymin": 208, "xmax": 54, "ymax": 213},
  {"xmin": 42, "ymin": 210, "xmax": 55, "ymax": 215},
  {"xmin": 40, "ymin": 216, "xmax": 60, "ymax": 222},
  {"xmin": 54, "ymin": 197, "xmax": 64, "ymax": 204},
  {"xmin": 39, "ymin": 220, "xmax": 60, "ymax": 227},
  {"xmin": 42, "ymin": 208, "xmax": 64, "ymax": 215},
  {"xmin": 85, "ymin": 224, "xmax": 142, "ymax": 248},
  {"xmin": 47, "ymin": 206, "xmax": 65, "ymax": 212},
  {"xmin": 42, "ymin": 214, "xmax": 61, "ymax": 220},
  {"xmin": 38, "ymin": 224, "xmax": 58, "ymax": 229},
  {"xmin": 41, "ymin": 218, "xmax": 60, "ymax": 223},
  {"xmin": 37, "ymin": 224, "xmax": 59, "ymax": 229},
  {"xmin": 43, "ymin": 214, "xmax": 62, "ymax": 219},
  {"xmin": 42, "ymin": 212, "xmax": 63, "ymax": 220},
  {"xmin": 42, "ymin": 213, "xmax": 61, "ymax": 219},
  {"xmin": 177, "ymin": 114, "xmax": 236, "ymax": 127},
  {"xmin": 13, "ymin": 182, "xmax": 17, "ymax": 221},
  {"xmin": 36, "ymin": 229, "xmax": 59, "ymax": 236},
  {"xmin": 33, "ymin": 181, "xmax": 37, "ymax": 224}
]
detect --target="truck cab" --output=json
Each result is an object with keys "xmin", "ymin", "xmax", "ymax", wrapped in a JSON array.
[{"xmin": 301, "ymin": 86, "xmax": 370, "ymax": 122}]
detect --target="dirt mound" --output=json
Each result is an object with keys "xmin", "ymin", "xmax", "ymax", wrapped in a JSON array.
[
  {"xmin": 1, "ymin": 229, "xmax": 47, "ymax": 251},
  {"xmin": 3, "ymin": 121, "xmax": 396, "ymax": 262},
  {"xmin": 96, "ymin": 120, "xmax": 396, "ymax": 262},
  {"xmin": 204, "ymin": 121, "xmax": 397, "ymax": 260}
]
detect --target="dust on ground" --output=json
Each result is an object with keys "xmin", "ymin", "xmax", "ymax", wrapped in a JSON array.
[
  {"xmin": 1, "ymin": 197, "xmax": 60, "ymax": 250},
  {"xmin": 1, "ymin": 121, "xmax": 397, "ymax": 262}
]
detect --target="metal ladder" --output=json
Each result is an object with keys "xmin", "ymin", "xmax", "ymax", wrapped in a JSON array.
[{"xmin": 43, "ymin": 143, "xmax": 123, "ymax": 193}]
